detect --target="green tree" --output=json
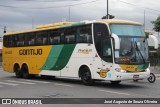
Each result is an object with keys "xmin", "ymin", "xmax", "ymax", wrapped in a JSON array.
[{"xmin": 151, "ymin": 16, "xmax": 160, "ymax": 36}]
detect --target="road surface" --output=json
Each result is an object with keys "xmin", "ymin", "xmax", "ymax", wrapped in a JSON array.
[{"xmin": 0, "ymin": 67, "xmax": 160, "ymax": 107}]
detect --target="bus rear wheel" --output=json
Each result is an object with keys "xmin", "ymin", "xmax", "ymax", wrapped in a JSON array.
[
  {"xmin": 81, "ymin": 67, "xmax": 94, "ymax": 85},
  {"xmin": 22, "ymin": 65, "xmax": 31, "ymax": 79},
  {"xmin": 14, "ymin": 64, "xmax": 22, "ymax": 78}
]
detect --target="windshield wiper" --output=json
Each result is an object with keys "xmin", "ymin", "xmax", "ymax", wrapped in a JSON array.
[{"xmin": 134, "ymin": 42, "xmax": 145, "ymax": 63}]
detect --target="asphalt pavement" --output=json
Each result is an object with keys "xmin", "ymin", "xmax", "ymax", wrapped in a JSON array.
[{"xmin": 0, "ymin": 67, "xmax": 160, "ymax": 107}]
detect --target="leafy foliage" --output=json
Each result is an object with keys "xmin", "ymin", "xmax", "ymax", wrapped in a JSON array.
[
  {"xmin": 151, "ymin": 16, "xmax": 160, "ymax": 33},
  {"xmin": 145, "ymin": 32, "xmax": 152, "ymax": 38}
]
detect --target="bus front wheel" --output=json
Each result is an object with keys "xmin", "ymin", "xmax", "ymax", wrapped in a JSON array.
[
  {"xmin": 148, "ymin": 73, "xmax": 156, "ymax": 83},
  {"xmin": 81, "ymin": 67, "xmax": 94, "ymax": 85}
]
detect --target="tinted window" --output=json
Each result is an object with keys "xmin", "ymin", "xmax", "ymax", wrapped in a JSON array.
[
  {"xmin": 3, "ymin": 24, "xmax": 93, "ymax": 47},
  {"xmin": 26, "ymin": 33, "xmax": 35, "ymax": 46},
  {"xmin": 94, "ymin": 23, "xmax": 109, "ymax": 56},
  {"xmin": 3, "ymin": 36, "xmax": 8, "ymax": 47},
  {"xmin": 64, "ymin": 27, "xmax": 76, "ymax": 44},
  {"xmin": 36, "ymin": 31, "xmax": 48, "ymax": 45},
  {"xmin": 49, "ymin": 29, "xmax": 60, "ymax": 44},
  {"xmin": 3, "ymin": 35, "xmax": 16, "ymax": 47},
  {"xmin": 77, "ymin": 25, "xmax": 92, "ymax": 43},
  {"xmin": 94, "ymin": 23, "xmax": 112, "ymax": 62},
  {"xmin": 16, "ymin": 34, "xmax": 25, "ymax": 47},
  {"xmin": 8, "ymin": 36, "xmax": 14, "ymax": 47}
]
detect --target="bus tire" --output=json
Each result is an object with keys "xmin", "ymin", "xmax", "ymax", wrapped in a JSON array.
[
  {"xmin": 22, "ymin": 65, "xmax": 31, "ymax": 79},
  {"xmin": 14, "ymin": 64, "xmax": 22, "ymax": 78},
  {"xmin": 148, "ymin": 73, "xmax": 156, "ymax": 83},
  {"xmin": 110, "ymin": 81, "xmax": 121, "ymax": 85},
  {"xmin": 81, "ymin": 67, "xmax": 94, "ymax": 85}
]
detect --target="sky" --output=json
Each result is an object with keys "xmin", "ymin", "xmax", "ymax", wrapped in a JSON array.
[{"xmin": 0, "ymin": 0, "xmax": 160, "ymax": 36}]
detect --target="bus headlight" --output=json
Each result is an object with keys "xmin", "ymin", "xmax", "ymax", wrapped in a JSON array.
[
  {"xmin": 146, "ymin": 68, "xmax": 150, "ymax": 72},
  {"xmin": 115, "ymin": 68, "xmax": 126, "ymax": 73}
]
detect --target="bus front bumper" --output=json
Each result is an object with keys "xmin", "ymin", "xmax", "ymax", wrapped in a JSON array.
[{"xmin": 113, "ymin": 70, "xmax": 150, "ymax": 81}]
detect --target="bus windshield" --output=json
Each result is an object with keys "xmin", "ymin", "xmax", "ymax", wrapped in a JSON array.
[{"xmin": 110, "ymin": 24, "xmax": 149, "ymax": 64}]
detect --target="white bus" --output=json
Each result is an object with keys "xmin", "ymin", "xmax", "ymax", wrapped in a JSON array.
[{"xmin": 3, "ymin": 19, "xmax": 158, "ymax": 85}]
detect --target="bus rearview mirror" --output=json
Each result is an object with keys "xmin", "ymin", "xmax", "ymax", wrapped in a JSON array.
[
  {"xmin": 147, "ymin": 35, "xmax": 158, "ymax": 49},
  {"xmin": 111, "ymin": 33, "xmax": 120, "ymax": 50}
]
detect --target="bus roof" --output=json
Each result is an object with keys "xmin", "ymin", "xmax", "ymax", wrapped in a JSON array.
[
  {"xmin": 4, "ymin": 19, "xmax": 142, "ymax": 36},
  {"xmin": 97, "ymin": 19, "xmax": 142, "ymax": 25}
]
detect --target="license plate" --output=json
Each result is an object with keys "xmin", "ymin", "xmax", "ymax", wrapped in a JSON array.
[{"xmin": 133, "ymin": 75, "xmax": 139, "ymax": 79}]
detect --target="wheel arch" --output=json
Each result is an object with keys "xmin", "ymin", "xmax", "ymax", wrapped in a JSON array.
[
  {"xmin": 78, "ymin": 64, "xmax": 94, "ymax": 79},
  {"xmin": 22, "ymin": 63, "xmax": 28, "ymax": 67},
  {"xmin": 13, "ymin": 62, "xmax": 29, "ymax": 72}
]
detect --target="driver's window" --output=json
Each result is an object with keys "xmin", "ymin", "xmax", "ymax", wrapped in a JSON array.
[{"xmin": 94, "ymin": 23, "xmax": 113, "ymax": 63}]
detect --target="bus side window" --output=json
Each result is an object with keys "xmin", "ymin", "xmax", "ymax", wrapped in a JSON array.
[
  {"xmin": 3, "ymin": 36, "xmax": 8, "ymax": 47},
  {"xmin": 8, "ymin": 36, "xmax": 14, "ymax": 47},
  {"xmin": 17, "ymin": 34, "xmax": 25, "ymax": 47},
  {"xmin": 36, "ymin": 31, "xmax": 48, "ymax": 45},
  {"xmin": 64, "ymin": 27, "xmax": 76, "ymax": 44},
  {"xmin": 77, "ymin": 25, "xmax": 92, "ymax": 43},
  {"xmin": 49, "ymin": 29, "xmax": 60, "ymax": 45},
  {"xmin": 60, "ymin": 29, "xmax": 65, "ymax": 44},
  {"xmin": 26, "ymin": 33, "xmax": 35, "ymax": 46}
]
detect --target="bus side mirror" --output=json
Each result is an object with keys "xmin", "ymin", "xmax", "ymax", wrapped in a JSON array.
[
  {"xmin": 111, "ymin": 33, "xmax": 120, "ymax": 50},
  {"xmin": 146, "ymin": 34, "xmax": 149, "ymax": 38},
  {"xmin": 147, "ymin": 35, "xmax": 158, "ymax": 49}
]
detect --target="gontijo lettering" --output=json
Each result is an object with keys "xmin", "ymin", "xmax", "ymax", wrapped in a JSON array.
[{"xmin": 19, "ymin": 49, "xmax": 42, "ymax": 55}]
